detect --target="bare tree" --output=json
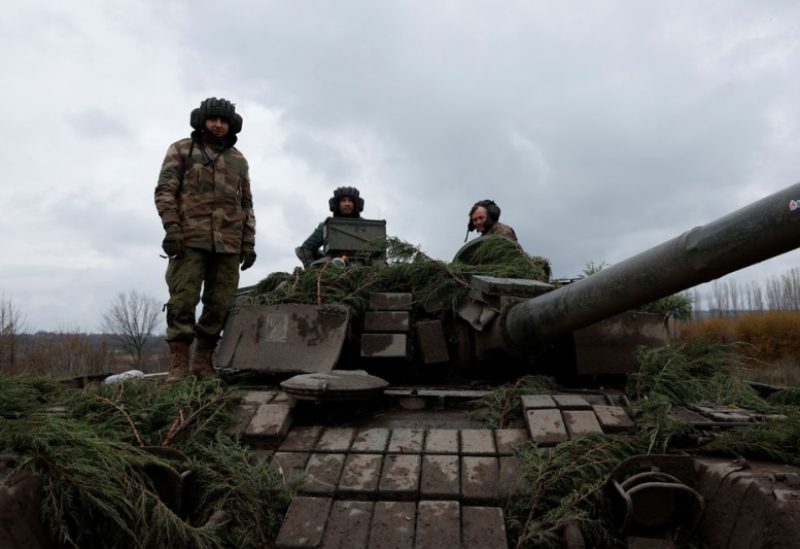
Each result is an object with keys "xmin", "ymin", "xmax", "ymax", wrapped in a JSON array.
[
  {"xmin": 710, "ymin": 280, "xmax": 729, "ymax": 315},
  {"xmin": 742, "ymin": 282, "xmax": 752, "ymax": 311},
  {"xmin": 692, "ymin": 288, "xmax": 704, "ymax": 317},
  {"xmin": 0, "ymin": 294, "xmax": 24, "ymax": 371},
  {"xmin": 727, "ymin": 279, "xmax": 740, "ymax": 312},
  {"xmin": 761, "ymin": 269, "xmax": 800, "ymax": 311},
  {"xmin": 752, "ymin": 281, "xmax": 764, "ymax": 311},
  {"xmin": 781, "ymin": 267, "xmax": 800, "ymax": 311},
  {"xmin": 101, "ymin": 290, "xmax": 161, "ymax": 367},
  {"xmin": 699, "ymin": 267, "xmax": 800, "ymax": 313},
  {"xmin": 766, "ymin": 276, "xmax": 781, "ymax": 310},
  {"xmin": 745, "ymin": 280, "xmax": 764, "ymax": 311}
]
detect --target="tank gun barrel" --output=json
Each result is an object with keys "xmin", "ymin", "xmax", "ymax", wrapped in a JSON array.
[{"xmin": 505, "ymin": 182, "xmax": 800, "ymax": 346}]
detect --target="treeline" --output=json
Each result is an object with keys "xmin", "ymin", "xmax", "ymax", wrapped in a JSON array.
[
  {"xmin": 692, "ymin": 266, "xmax": 800, "ymax": 313},
  {"xmin": 0, "ymin": 291, "xmax": 167, "ymax": 377},
  {"xmin": 1, "ymin": 333, "xmax": 167, "ymax": 377}
]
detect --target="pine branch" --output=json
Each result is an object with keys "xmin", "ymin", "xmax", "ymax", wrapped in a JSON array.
[{"xmin": 92, "ymin": 395, "xmax": 144, "ymax": 447}]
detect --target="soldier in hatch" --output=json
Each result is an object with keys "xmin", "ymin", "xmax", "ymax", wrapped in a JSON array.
[
  {"xmin": 465, "ymin": 199, "xmax": 517, "ymax": 242},
  {"xmin": 296, "ymin": 186, "xmax": 364, "ymax": 267},
  {"xmin": 154, "ymin": 97, "xmax": 257, "ymax": 383}
]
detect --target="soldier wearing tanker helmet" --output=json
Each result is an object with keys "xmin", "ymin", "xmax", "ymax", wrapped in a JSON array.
[
  {"xmin": 155, "ymin": 97, "xmax": 257, "ymax": 383},
  {"xmin": 296, "ymin": 186, "xmax": 364, "ymax": 267},
  {"xmin": 466, "ymin": 199, "xmax": 517, "ymax": 241}
]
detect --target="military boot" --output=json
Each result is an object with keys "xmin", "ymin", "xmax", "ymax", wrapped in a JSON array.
[
  {"xmin": 191, "ymin": 338, "xmax": 217, "ymax": 379},
  {"xmin": 165, "ymin": 341, "xmax": 190, "ymax": 383}
]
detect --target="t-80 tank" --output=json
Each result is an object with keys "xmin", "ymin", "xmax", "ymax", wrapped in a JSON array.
[
  {"xmin": 213, "ymin": 182, "xmax": 800, "ymax": 549},
  {"xmin": 218, "ymin": 181, "xmax": 800, "ymax": 384}
]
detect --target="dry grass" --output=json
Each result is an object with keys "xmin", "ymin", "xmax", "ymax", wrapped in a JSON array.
[
  {"xmin": 3, "ymin": 335, "xmax": 170, "ymax": 378},
  {"xmin": 15, "ymin": 334, "xmax": 115, "ymax": 377},
  {"xmin": 731, "ymin": 358, "xmax": 800, "ymax": 388},
  {"xmin": 678, "ymin": 311, "xmax": 800, "ymax": 387},
  {"xmin": 735, "ymin": 312, "xmax": 800, "ymax": 361},
  {"xmin": 111, "ymin": 344, "xmax": 171, "ymax": 374}
]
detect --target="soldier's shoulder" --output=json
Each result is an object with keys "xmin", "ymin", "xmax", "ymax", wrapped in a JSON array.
[
  {"xmin": 169, "ymin": 137, "xmax": 193, "ymax": 147},
  {"xmin": 166, "ymin": 137, "xmax": 194, "ymax": 153},
  {"xmin": 228, "ymin": 145, "xmax": 247, "ymax": 158},
  {"xmin": 492, "ymin": 222, "xmax": 517, "ymax": 238}
]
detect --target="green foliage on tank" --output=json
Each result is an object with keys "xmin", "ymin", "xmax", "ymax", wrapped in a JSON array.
[{"xmin": 247, "ymin": 236, "xmax": 551, "ymax": 314}]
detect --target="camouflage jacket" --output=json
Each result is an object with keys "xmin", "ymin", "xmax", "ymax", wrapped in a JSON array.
[
  {"xmin": 297, "ymin": 220, "xmax": 326, "ymax": 267},
  {"xmin": 487, "ymin": 221, "xmax": 517, "ymax": 241},
  {"xmin": 154, "ymin": 137, "xmax": 256, "ymax": 254}
]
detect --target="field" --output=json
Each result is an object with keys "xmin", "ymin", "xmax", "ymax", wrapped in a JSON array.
[
  {"xmin": 1, "ymin": 332, "xmax": 170, "ymax": 378},
  {"xmin": 676, "ymin": 310, "xmax": 800, "ymax": 387}
]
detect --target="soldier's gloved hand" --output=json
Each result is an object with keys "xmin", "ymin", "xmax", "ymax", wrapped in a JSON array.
[
  {"xmin": 240, "ymin": 245, "xmax": 257, "ymax": 271},
  {"xmin": 162, "ymin": 224, "xmax": 184, "ymax": 258}
]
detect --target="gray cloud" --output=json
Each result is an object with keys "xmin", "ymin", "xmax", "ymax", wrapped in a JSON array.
[
  {"xmin": 2, "ymin": 0, "xmax": 800, "ymax": 331},
  {"xmin": 66, "ymin": 108, "xmax": 131, "ymax": 140}
]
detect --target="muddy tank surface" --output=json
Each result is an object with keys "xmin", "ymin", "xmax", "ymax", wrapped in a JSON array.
[{"xmin": 4, "ymin": 184, "xmax": 800, "ymax": 548}]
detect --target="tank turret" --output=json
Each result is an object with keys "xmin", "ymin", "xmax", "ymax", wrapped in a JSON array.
[{"xmin": 220, "ymin": 182, "xmax": 800, "ymax": 381}]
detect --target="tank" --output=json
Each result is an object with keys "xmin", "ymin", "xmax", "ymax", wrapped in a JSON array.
[
  {"xmin": 212, "ymin": 182, "xmax": 800, "ymax": 548},
  {"xmin": 219, "ymin": 181, "xmax": 800, "ymax": 383}
]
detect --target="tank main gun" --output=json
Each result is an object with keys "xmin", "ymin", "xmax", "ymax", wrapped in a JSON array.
[{"xmin": 504, "ymin": 182, "xmax": 800, "ymax": 346}]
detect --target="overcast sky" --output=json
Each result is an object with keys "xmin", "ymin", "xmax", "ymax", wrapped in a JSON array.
[{"xmin": 2, "ymin": 0, "xmax": 799, "ymax": 333}]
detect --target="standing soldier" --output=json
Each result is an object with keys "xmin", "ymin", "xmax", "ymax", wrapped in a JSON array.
[{"xmin": 155, "ymin": 97, "xmax": 257, "ymax": 382}]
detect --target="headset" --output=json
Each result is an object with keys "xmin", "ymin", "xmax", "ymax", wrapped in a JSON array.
[
  {"xmin": 467, "ymin": 199, "xmax": 501, "ymax": 232},
  {"xmin": 189, "ymin": 97, "xmax": 243, "ymax": 134},
  {"xmin": 329, "ymin": 186, "xmax": 365, "ymax": 215}
]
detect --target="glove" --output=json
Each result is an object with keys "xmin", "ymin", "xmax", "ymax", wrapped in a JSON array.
[
  {"xmin": 240, "ymin": 245, "xmax": 257, "ymax": 271},
  {"xmin": 161, "ymin": 224, "xmax": 184, "ymax": 258}
]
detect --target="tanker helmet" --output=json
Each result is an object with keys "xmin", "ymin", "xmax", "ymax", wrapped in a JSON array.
[
  {"xmin": 468, "ymin": 199, "xmax": 501, "ymax": 232},
  {"xmin": 190, "ymin": 97, "xmax": 243, "ymax": 134},
  {"xmin": 329, "ymin": 186, "xmax": 364, "ymax": 217}
]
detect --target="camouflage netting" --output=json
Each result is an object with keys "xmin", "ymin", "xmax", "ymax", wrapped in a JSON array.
[
  {"xmin": 246, "ymin": 236, "xmax": 551, "ymax": 313},
  {"xmin": 0, "ymin": 376, "xmax": 293, "ymax": 549},
  {"xmin": 3, "ymin": 342, "xmax": 798, "ymax": 547},
  {"xmin": 472, "ymin": 340, "xmax": 800, "ymax": 548}
]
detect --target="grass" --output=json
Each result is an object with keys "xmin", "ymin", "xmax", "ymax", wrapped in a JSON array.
[
  {"xmin": 677, "ymin": 311, "xmax": 800, "ymax": 388},
  {"xmin": 480, "ymin": 339, "xmax": 800, "ymax": 548},
  {"xmin": 1, "ymin": 374, "xmax": 293, "ymax": 549},
  {"xmin": 730, "ymin": 357, "xmax": 800, "ymax": 388},
  {"xmin": 679, "ymin": 311, "xmax": 800, "ymax": 362}
]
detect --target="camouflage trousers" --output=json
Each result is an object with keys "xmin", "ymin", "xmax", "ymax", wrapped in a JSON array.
[{"xmin": 164, "ymin": 247, "xmax": 240, "ymax": 343}]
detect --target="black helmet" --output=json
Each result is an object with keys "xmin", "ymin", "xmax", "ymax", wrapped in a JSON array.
[
  {"xmin": 190, "ymin": 97, "xmax": 243, "ymax": 134},
  {"xmin": 467, "ymin": 199, "xmax": 501, "ymax": 232},
  {"xmin": 329, "ymin": 186, "xmax": 364, "ymax": 217}
]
